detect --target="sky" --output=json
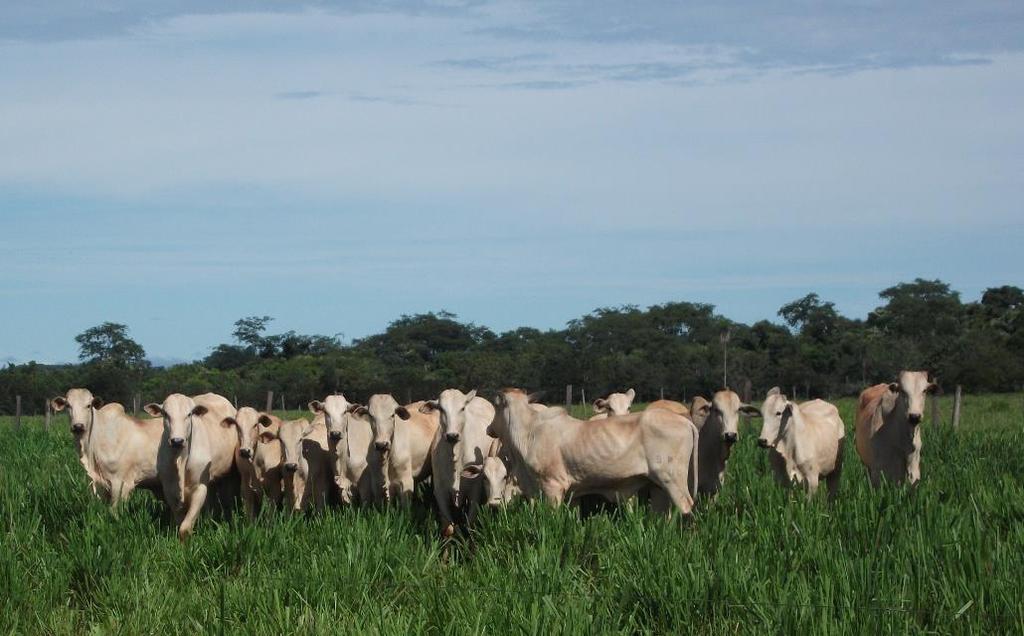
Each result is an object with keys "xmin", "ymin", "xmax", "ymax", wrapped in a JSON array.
[{"xmin": 1, "ymin": 1, "xmax": 1022, "ymax": 365}]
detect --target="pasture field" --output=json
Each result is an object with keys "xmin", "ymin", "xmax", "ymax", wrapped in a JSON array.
[{"xmin": 1, "ymin": 393, "xmax": 1023, "ymax": 634}]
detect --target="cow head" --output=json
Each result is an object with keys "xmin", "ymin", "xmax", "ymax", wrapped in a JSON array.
[
  {"xmin": 488, "ymin": 388, "xmax": 541, "ymax": 439},
  {"xmin": 592, "ymin": 388, "xmax": 635, "ymax": 417},
  {"xmin": 757, "ymin": 387, "xmax": 792, "ymax": 448},
  {"xmin": 310, "ymin": 394, "xmax": 353, "ymax": 444},
  {"xmin": 223, "ymin": 406, "xmax": 261, "ymax": 460},
  {"xmin": 145, "ymin": 394, "xmax": 211, "ymax": 451},
  {"xmin": 352, "ymin": 394, "xmax": 404, "ymax": 453},
  {"xmin": 706, "ymin": 390, "xmax": 761, "ymax": 445},
  {"xmin": 481, "ymin": 455, "xmax": 509, "ymax": 507},
  {"xmin": 422, "ymin": 388, "xmax": 478, "ymax": 444},
  {"xmin": 889, "ymin": 370, "xmax": 937, "ymax": 426},
  {"xmin": 277, "ymin": 417, "xmax": 312, "ymax": 474},
  {"xmin": 51, "ymin": 388, "xmax": 103, "ymax": 437}
]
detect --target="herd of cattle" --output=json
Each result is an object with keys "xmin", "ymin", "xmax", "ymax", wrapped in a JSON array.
[{"xmin": 50, "ymin": 370, "xmax": 936, "ymax": 540}]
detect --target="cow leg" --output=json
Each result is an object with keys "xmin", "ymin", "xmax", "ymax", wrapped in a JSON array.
[
  {"xmin": 540, "ymin": 482, "xmax": 565, "ymax": 506},
  {"xmin": 241, "ymin": 487, "xmax": 257, "ymax": 520},
  {"xmin": 434, "ymin": 482, "xmax": 456, "ymax": 538},
  {"xmin": 649, "ymin": 487, "xmax": 671, "ymax": 516},
  {"xmin": 178, "ymin": 483, "xmax": 208, "ymax": 542},
  {"xmin": 804, "ymin": 472, "xmax": 820, "ymax": 500},
  {"xmin": 399, "ymin": 477, "xmax": 415, "ymax": 507},
  {"xmin": 907, "ymin": 452, "xmax": 921, "ymax": 486}
]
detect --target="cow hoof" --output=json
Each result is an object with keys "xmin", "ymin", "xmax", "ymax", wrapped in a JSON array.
[{"xmin": 441, "ymin": 524, "xmax": 455, "ymax": 539}]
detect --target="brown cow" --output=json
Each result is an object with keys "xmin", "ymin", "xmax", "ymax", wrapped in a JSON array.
[{"xmin": 689, "ymin": 391, "xmax": 760, "ymax": 498}]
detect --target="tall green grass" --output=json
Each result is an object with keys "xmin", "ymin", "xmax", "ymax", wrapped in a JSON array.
[{"xmin": 1, "ymin": 394, "xmax": 1022, "ymax": 634}]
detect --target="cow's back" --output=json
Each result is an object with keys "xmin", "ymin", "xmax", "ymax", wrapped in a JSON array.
[
  {"xmin": 646, "ymin": 399, "xmax": 690, "ymax": 417},
  {"xmin": 855, "ymin": 384, "xmax": 888, "ymax": 467}
]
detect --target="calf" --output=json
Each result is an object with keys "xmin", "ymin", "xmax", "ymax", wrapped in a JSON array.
[
  {"xmin": 756, "ymin": 387, "xmax": 845, "ymax": 500},
  {"xmin": 51, "ymin": 388, "xmax": 163, "ymax": 507},
  {"xmin": 589, "ymin": 389, "xmax": 636, "ymax": 420},
  {"xmin": 275, "ymin": 416, "xmax": 331, "ymax": 512},
  {"xmin": 689, "ymin": 391, "xmax": 760, "ymax": 498},
  {"xmin": 309, "ymin": 395, "xmax": 381, "ymax": 505},
  {"xmin": 144, "ymin": 393, "xmax": 238, "ymax": 540},
  {"xmin": 481, "ymin": 439, "xmax": 521, "ymax": 508},
  {"xmin": 488, "ymin": 389, "xmax": 699, "ymax": 515},
  {"xmin": 222, "ymin": 407, "xmax": 283, "ymax": 517},
  {"xmin": 423, "ymin": 388, "xmax": 496, "ymax": 536},
  {"xmin": 351, "ymin": 394, "xmax": 439, "ymax": 505},
  {"xmin": 856, "ymin": 370, "xmax": 936, "ymax": 487}
]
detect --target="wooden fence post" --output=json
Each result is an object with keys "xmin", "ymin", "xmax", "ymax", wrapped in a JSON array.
[
  {"xmin": 233, "ymin": 395, "xmax": 238, "ymax": 409},
  {"xmin": 45, "ymin": 398, "xmax": 52, "ymax": 431},
  {"xmin": 133, "ymin": 393, "xmax": 140, "ymax": 415},
  {"xmin": 952, "ymin": 385, "xmax": 962, "ymax": 430},
  {"xmin": 15, "ymin": 395, "xmax": 22, "ymax": 431},
  {"xmin": 265, "ymin": 391, "xmax": 274, "ymax": 413},
  {"xmin": 280, "ymin": 394, "xmax": 285, "ymax": 413},
  {"xmin": 565, "ymin": 385, "xmax": 572, "ymax": 408},
  {"xmin": 660, "ymin": 387, "xmax": 665, "ymax": 400},
  {"xmin": 580, "ymin": 388, "xmax": 586, "ymax": 409}
]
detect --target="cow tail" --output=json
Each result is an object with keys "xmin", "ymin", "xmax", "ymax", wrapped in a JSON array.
[{"xmin": 689, "ymin": 420, "xmax": 699, "ymax": 501}]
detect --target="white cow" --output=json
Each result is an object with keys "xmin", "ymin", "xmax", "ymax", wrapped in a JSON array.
[
  {"xmin": 689, "ymin": 391, "xmax": 761, "ymax": 498},
  {"xmin": 480, "ymin": 438, "xmax": 521, "ymax": 508},
  {"xmin": 352, "ymin": 394, "xmax": 439, "ymax": 505},
  {"xmin": 277, "ymin": 416, "xmax": 331, "ymax": 512},
  {"xmin": 423, "ymin": 388, "xmax": 496, "ymax": 537},
  {"xmin": 309, "ymin": 395, "xmax": 381, "ymax": 505},
  {"xmin": 756, "ymin": 387, "xmax": 845, "ymax": 499},
  {"xmin": 856, "ymin": 370, "xmax": 936, "ymax": 487},
  {"xmin": 222, "ymin": 407, "xmax": 283, "ymax": 517},
  {"xmin": 488, "ymin": 388, "xmax": 699, "ymax": 515},
  {"xmin": 51, "ymin": 388, "xmax": 163, "ymax": 507},
  {"xmin": 589, "ymin": 389, "xmax": 636, "ymax": 420},
  {"xmin": 145, "ymin": 393, "xmax": 238, "ymax": 540}
]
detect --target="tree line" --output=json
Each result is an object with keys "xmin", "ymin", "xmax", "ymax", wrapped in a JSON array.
[{"xmin": 2, "ymin": 279, "xmax": 1022, "ymax": 415}]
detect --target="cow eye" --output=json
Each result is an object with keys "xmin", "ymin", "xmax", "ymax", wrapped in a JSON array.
[{"xmin": 775, "ymin": 411, "xmax": 782, "ymax": 417}]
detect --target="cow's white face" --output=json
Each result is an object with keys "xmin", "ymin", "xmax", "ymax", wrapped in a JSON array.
[
  {"xmin": 226, "ymin": 407, "xmax": 261, "ymax": 461},
  {"xmin": 145, "ymin": 393, "xmax": 205, "ymax": 451},
  {"xmin": 890, "ymin": 370, "xmax": 936, "ymax": 425},
  {"xmin": 423, "ymin": 389, "xmax": 477, "ymax": 444},
  {"xmin": 51, "ymin": 388, "xmax": 103, "ymax": 437},
  {"xmin": 310, "ymin": 395, "xmax": 352, "ymax": 444},
  {"xmin": 277, "ymin": 418, "xmax": 309, "ymax": 473},
  {"xmin": 593, "ymin": 389, "xmax": 635, "ymax": 417},
  {"xmin": 482, "ymin": 456, "xmax": 508, "ymax": 507},
  {"xmin": 358, "ymin": 394, "xmax": 404, "ymax": 453},
  {"xmin": 757, "ymin": 390, "xmax": 788, "ymax": 448},
  {"xmin": 709, "ymin": 390, "xmax": 761, "ymax": 444}
]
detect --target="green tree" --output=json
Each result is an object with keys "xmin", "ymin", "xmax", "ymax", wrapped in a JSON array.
[{"xmin": 75, "ymin": 322, "xmax": 146, "ymax": 368}]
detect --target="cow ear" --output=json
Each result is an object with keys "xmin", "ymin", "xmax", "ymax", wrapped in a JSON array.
[
  {"xmin": 91, "ymin": 396, "xmax": 105, "ymax": 409},
  {"xmin": 51, "ymin": 397, "xmax": 68, "ymax": 412},
  {"xmin": 394, "ymin": 406, "xmax": 411, "ymax": 420},
  {"xmin": 593, "ymin": 398, "xmax": 608, "ymax": 411},
  {"xmin": 888, "ymin": 382, "xmax": 899, "ymax": 393},
  {"xmin": 258, "ymin": 414, "xmax": 274, "ymax": 427},
  {"xmin": 461, "ymin": 465, "xmax": 483, "ymax": 479},
  {"xmin": 347, "ymin": 404, "xmax": 368, "ymax": 416},
  {"xmin": 739, "ymin": 404, "xmax": 762, "ymax": 418},
  {"xmin": 144, "ymin": 403, "xmax": 163, "ymax": 417},
  {"xmin": 926, "ymin": 382, "xmax": 938, "ymax": 394},
  {"xmin": 626, "ymin": 388, "xmax": 635, "ymax": 400},
  {"xmin": 221, "ymin": 416, "xmax": 238, "ymax": 429},
  {"xmin": 698, "ymin": 403, "xmax": 711, "ymax": 415},
  {"xmin": 259, "ymin": 431, "xmax": 277, "ymax": 443},
  {"xmin": 493, "ymin": 393, "xmax": 505, "ymax": 407},
  {"xmin": 419, "ymin": 400, "xmax": 438, "ymax": 414},
  {"xmin": 308, "ymin": 400, "xmax": 324, "ymax": 414},
  {"xmin": 527, "ymin": 390, "xmax": 545, "ymax": 404},
  {"xmin": 464, "ymin": 389, "xmax": 477, "ymax": 402},
  {"xmin": 191, "ymin": 405, "xmax": 208, "ymax": 417},
  {"xmin": 767, "ymin": 386, "xmax": 781, "ymax": 397},
  {"xmin": 782, "ymin": 403, "xmax": 794, "ymax": 417}
]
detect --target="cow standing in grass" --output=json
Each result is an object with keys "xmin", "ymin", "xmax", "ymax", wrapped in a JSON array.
[
  {"xmin": 756, "ymin": 387, "xmax": 845, "ymax": 500},
  {"xmin": 488, "ymin": 388, "xmax": 698, "ymax": 515},
  {"xmin": 689, "ymin": 391, "xmax": 761, "ymax": 498},
  {"xmin": 423, "ymin": 388, "xmax": 496, "ymax": 537},
  {"xmin": 310, "ymin": 395, "xmax": 382, "ymax": 506},
  {"xmin": 856, "ymin": 370, "xmax": 936, "ymax": 487},
  {"xmin": 223, "ymin": 407, "xmax": 283, "ymax": 517},
  {"xmin": 145, "ymin": 393, "xmax": 238, "ymax": 540},
  {"xmin": 352, "ymin": 394, "xmax": 439, "ymax": 506},
  {"xmin": 51, "ymin": 388, "xmax": 164, "ymax": 507},
  {"xmin": 274, "ymin": 416, "xmax": 331, "ymax": 512}
]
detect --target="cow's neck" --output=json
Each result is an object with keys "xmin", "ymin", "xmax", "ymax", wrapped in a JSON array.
[{"xmin": 504, "ymin": 400, "xmax": 543, "ymax": 467}]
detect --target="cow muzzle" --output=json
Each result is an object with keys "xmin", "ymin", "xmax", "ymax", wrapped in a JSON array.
[
  {"xmin": 169, "ymin": 437, "xmax": 185, "ymax": 449},
  {"xmin": 329, "ymin": 431, "xmax": 342, "ymax": 442},
  {"xmin": 907, "ymin": 413, "xmax": 922, "ymax": 426},
  {"xmin": 375, "ymin": 441, "xmax": 390, "ymax": 452},
  {"xmin": 284, "ymin": 462, "xmax": 298, "ymax": 472},
  {"xmin": 722, "ymin": 432, "xmax": 738, "ymax": 444},
  {"xmin": 757, "ymin": 438, "xmax": 770, "ymax": 448},
  {"xmin": 71, "ymin": 423, "xmax": 86, "ymax": 435},
  {"xmin": 445, "ymin": 432, "xmax": 460, "ymax": 444},
  {"xmin": 239, "ymin": 448, "xmax": 252, "ymax": 459}
]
